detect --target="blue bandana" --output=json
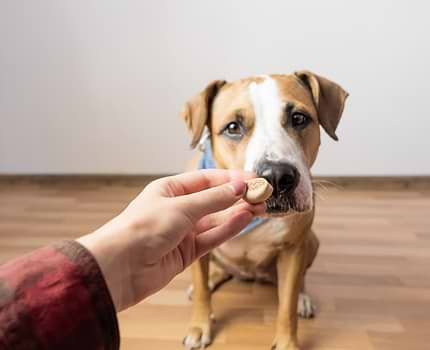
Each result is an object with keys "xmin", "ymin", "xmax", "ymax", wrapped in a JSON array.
[{"xmin": 198, "ymin": 141, "xmax": 269, "ymax": 236}]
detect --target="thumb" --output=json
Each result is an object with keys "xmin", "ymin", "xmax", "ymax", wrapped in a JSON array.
[{"xmin": 177, "ymin": 179, "xmax": 247, "ymax": 222}]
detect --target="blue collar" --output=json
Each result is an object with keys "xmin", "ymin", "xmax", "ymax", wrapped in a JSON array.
[{"xmin": 198, "ymin": 141, "xmax": 269, "ymax": 236}]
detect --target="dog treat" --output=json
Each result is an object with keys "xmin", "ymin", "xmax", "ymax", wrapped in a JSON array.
[{"xmin": 244, "ymin": 178, "xmax": 273, "ymax": 204}]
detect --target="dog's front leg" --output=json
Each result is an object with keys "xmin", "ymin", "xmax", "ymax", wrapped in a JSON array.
[
  {"xmin": 183, "ymin": 254, "xmax": 213, "ymax": 349},
  {"xmin": 272, "ymin": 243, "xmax": 306, "ymax": 350}
]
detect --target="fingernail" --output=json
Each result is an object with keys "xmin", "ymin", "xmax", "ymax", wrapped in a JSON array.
[{"xmin": 230, "ymin": 180, "xmax": 246, "ymax": 196}]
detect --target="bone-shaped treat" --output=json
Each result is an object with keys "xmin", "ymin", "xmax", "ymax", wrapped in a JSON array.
[{"xmin": 244, "ymin": 178, "xmax": 273, "ymax": 204}]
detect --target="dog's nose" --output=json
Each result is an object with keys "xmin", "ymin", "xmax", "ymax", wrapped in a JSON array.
[{"xmin": 257, "ymin": 162, "xmax": 300, "ymax": 196}]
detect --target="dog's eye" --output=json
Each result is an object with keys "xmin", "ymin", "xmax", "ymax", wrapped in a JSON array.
[
  {"xmin": 223, "ymin": 121, "xmax": 244, "ymax": 140},
  {"xmin": 291, "ymin": 113, "xmax": 310, "ymax": 129}
]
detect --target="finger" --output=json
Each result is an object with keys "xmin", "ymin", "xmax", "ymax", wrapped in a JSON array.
[
  {"xmin": 195, "ymin": 211, "xmax": 253, "ymax": 256},
  {"xmin": 177, "ymin": 179, "xmax": 248, "ymax": 222},
  {"xmin": 194, "ymin": 202, "xmax": 266, "ymax": 234},
  {"xmin": 159, "ymin": 169, "xmax": 255, "ymax": 197}
]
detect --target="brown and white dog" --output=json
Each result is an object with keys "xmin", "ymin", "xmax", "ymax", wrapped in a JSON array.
[{"xmin": 181, "ymin": 71, "xmax": 348, "ymax": 350}]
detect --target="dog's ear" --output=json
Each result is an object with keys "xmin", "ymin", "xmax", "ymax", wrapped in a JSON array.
[
  {"xmin": 294, "ymin": 70, "xmax": 348, "ymax": 141},
  {"xmin": 181, "ymin": 80, "xmax": 227, "ymax": 148}
]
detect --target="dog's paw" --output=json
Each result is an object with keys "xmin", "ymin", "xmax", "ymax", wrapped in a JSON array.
[
  {"xmin": 297, "ymin": 292, "xmax": 315, "ymax": 319},
  {"xmin": 183, "ymin": 321, "xmax": 213, "ymax": 349}
]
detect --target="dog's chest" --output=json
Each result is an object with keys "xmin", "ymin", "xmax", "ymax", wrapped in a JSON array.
[{"xmin": 213, "ymin": 216, "xmax": 297, "ymax": 281}]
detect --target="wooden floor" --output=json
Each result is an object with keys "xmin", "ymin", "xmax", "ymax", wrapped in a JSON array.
[{"xmin": 1, "ymin": 179, "xmax": 430, "ymax": 350}]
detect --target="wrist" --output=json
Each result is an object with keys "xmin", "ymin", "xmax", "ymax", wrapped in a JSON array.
[{"xmin": 77, "ymin": 216, "xmax": 135, "ymax": 312}]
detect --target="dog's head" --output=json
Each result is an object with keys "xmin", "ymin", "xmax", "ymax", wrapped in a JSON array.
[{"xmin": 181, "ymin": 72, "xmax": 348, "ymax": 216}]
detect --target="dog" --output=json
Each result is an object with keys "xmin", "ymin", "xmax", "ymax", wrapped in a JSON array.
[{"xmin": 181, "ymin": 71, "xmax": 348, "ymax": 350}]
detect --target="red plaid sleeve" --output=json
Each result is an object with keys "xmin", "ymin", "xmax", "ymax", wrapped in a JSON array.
[{"xmin": 0, "ymin": 240, "xmax": 120, "ymax": 350}]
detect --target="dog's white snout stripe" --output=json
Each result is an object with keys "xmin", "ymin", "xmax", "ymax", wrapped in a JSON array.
[{"xmin": 245, "ymin": 78, "xmax": 284, "ymax": 171}]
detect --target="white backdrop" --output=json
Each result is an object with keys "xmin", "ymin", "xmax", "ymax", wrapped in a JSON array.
[{"xmin": 1, "ymin": 1, "xmax": 429, "ymax": 175}]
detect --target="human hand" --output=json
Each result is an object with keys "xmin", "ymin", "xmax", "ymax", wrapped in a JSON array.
[{"xmin": 77, "ymin": 169, "xmax": 265, "ymax": 311}]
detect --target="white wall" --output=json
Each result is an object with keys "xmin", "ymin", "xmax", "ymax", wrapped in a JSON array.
[{"xmin": 1, "ymin": 1, "xmax": 429, "ymax": 175}]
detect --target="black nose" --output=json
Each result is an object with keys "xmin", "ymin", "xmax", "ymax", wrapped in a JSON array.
[{"xmin": 256, "ymin": 161, "xmax": 300, "ymax": 196}]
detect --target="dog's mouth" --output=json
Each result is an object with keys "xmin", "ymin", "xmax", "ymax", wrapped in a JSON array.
[{"xmin": 265, "ymin": 194, "xmax": 308, "ymax": 216}]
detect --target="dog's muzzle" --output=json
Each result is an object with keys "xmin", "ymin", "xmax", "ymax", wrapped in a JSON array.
[{"xmin": 256, "ymin": 161, "xmax": 300, "ymax": 214}]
